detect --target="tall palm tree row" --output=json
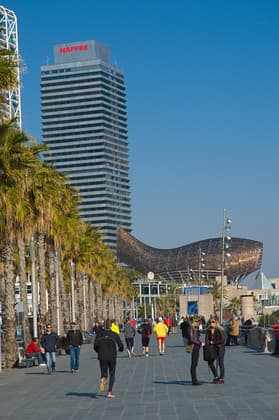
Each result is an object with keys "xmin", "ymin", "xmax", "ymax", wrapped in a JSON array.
[{"xmin": 0, "ymin": 51, "xmax": 138, "ymax": 367}]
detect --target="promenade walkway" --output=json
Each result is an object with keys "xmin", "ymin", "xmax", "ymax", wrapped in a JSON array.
[{"xmin": 0, "ymin": 332, "xmax": 278, "ymax": 420}]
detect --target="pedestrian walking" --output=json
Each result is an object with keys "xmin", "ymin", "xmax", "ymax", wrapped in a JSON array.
[
  {"xmin": 138, "ymin": 318, "xmax": 152, "ymax": 356},
  {"xmin": 41, "ymin": 324, "xmax": 59, "ymax": 375},
  {"xmin": 153, "ymin": 317, "xmax": 168, "ymax": 355},
  {"xmin": 180, "ymin": 316, "xmax": 191, "ymax": 347},
  {"xmin": 111, "ymin": 319, "xmax": 120, "ymax": 334},
  {"xmin": 66, "ymin": 322, "xmax": 83, "ymax": 373},
  {"xmin": 189, "ymin": 318, "xmax": 203, "ymax": 386},
  {"xmin": 124, "ymin": 318, "xmax": 136, "ymax": 358},
  {"xmin": 230, "ymin": 315, "xmax": 239, "ymax": 345},
  {"xmin": 205, "ymin": 318, "xmax": 226, "ymax": 384},
  {"xmin": 94, "ymin": 319, "xmax": 124, "ymax": 398}
]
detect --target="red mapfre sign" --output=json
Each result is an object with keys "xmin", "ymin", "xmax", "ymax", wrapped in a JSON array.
[{"xmin": 60, "ymin": 45, "xmax": 88, "ymax": 53}]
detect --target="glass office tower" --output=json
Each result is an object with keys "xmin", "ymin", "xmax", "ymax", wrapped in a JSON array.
[{"xmin": 41, "ymin": 40, "xmax": 131, "ymax": 250}]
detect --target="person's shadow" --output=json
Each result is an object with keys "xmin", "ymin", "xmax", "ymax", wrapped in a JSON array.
[
  {"xmin": 66, "ymin": 392, "xmax": 103, "ymax": 399},
  {"xmin": 153, "ymin": 380, "xmax": 192, "ymax": 386}
]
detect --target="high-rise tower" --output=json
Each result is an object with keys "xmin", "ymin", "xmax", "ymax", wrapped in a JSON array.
[
  {"xmin": 41, "ymin": 40, "xmax": 132, "ymax": 250},
  {"xmin": 0, "ymin": 5, "xmax": 21, "ymax": 128}
]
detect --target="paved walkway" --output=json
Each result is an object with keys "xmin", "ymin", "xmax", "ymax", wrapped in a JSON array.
[{"xmin": 0, "ymin": 332, "xmax": 278, "ymax": 419}]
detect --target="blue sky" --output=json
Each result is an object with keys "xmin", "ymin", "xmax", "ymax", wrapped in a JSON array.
[{"xmin": 3, "ymin": 0, "xmax": 279, "ymax": 277}]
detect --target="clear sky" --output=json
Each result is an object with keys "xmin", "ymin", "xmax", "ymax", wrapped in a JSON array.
[{"xmin": 3, "ymin": 0, "xmax": 279, "ymax": 277}]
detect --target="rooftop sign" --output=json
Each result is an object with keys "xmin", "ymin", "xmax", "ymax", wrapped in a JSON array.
[{"xmin": 60, "ymin": 45, "xmax": 88, "ymax": 53}]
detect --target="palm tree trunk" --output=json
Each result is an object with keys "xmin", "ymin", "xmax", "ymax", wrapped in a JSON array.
[
  {"xmin": 77, "ymin": 272, "xmax": 83, "ymax": 328},
  {"xmin": 17, "ymin": 237, "xmax": 31, "ymax": 344},
  {"xmin": 88, "ymin": 278, "xmax": 95, "ymax": 327},
  {"xmin": 58, "ymin": 260, "xmax": 68, "ymax": 332},
  {"xmin": 2, "ymin": 242, "xmax": 18, "ymax": 368},
  {"xmin": 96, "ymin": 279, "xmax": 103, "ymax": 320},
  {"xmin": 47, "ymin": 246, "xmax": 56, "ymax": 326},
  {"xmin": 115, "ymin": 296, "xmax": 123, "ymax": 323}
]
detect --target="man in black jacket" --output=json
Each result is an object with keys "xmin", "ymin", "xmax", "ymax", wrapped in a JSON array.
[
  {"xmin": 180, "ymin": 316, "xmax": 191, "ymax": 347},
  {"xmin": 41, "ymin": 324, "xmax": 59, "ymax": 374},
  {"xmin": 66, "ymin": 322, "xmax": 83, "ymax": 373},
  {"xmin": 94, "ymin": 319, "xmax": 124, "ymax": 398}
]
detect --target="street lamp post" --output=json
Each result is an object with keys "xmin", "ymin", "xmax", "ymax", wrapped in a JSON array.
[
  {"xmin": 198, "ymin": 248, "xmax": 206, "ymax": 313},
  {"xmin": 70, "ymin": 260, "xmax": 76, "ymax": 323},
  {"xmin": 55, "ymin": 251, "xmax": 60, "ymax": 336},
  {"xmin": 30, "ymin": 237, "xmax": 38, "ymax": 338},
  {"xmin": 82, "ymin": 271, "xmax": 87, "ymax": 331},
  {"xmin": 220, "ymin": 209, "xmax": 232, "ymax": 325}
]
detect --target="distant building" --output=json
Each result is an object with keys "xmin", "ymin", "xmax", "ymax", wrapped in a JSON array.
[
  {"xmin": 41, "ymin": 40, "xmax": 132, "ymax": 250},
  {"xmin": 0, "ymin": 5, "xmax": 21, "ymax": 128}
]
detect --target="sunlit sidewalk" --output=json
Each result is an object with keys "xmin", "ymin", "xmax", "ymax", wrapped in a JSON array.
[{"xmin": 0, "ymin": 332, "xmax": 279, "ymax": 419}]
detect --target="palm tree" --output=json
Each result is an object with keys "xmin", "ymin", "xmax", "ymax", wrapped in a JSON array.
[
  {"xmin": 0, "ymin": 123, "xmax": 44, "ymax": 366},
  {"xmin": 226, "ymin": 297, "xmax": 241, "ymax": 314},
  {"xmin": 209, "ymin": 281, "xmax": 227, "ymax": 317},
  {"xmin": 0, "ymin": 49, "xmax": 21, "ymax": 121}
]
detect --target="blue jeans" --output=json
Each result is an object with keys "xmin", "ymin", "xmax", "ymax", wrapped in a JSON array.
[
  {"xmin": 45, "ymin": 352, "xmax": 56, "ymax": 373},
  {"xmin": 27, "ymin": 352, "xmax": 43, "ymax": 365},
  {"xmin": 70, "ymin": 346, "xmax": 80, "ymax": 371}
]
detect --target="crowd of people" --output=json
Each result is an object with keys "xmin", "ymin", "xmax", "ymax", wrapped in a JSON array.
[{"xmin": 24, "ymin": 312, "xmax": 248, "ymax": 397}]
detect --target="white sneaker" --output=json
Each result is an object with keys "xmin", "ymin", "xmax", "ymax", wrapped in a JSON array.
[{"xmin": 40, "ymin": 363, "xmax": 46, "ymax": 366}]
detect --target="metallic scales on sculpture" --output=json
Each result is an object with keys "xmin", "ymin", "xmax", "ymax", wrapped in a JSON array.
[{"xmin": 117, "ymin": 227, "xmax": 263, "ymax": 283}]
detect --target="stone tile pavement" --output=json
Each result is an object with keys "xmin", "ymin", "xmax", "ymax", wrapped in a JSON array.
[{"xmin": 0, "ymin": 332, "xmax": 278, "ymax": 419}]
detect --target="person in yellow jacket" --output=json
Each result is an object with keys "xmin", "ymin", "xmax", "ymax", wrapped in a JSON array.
[
  {"xmin": 153, "ymin": 317, "xmax": 169, "ymax": 355},
  {"xmin": 111, "ymin": 319, "xmax": 120, "ymax": 334}
]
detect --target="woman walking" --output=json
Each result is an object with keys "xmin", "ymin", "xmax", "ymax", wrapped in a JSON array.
[
  {"xmin": 189, "ymin": 318, "xmax": 203, "ymax": 386},
  {"xmin": 124, "ymin": 318, "xmax": 136, "ymax": 358},
  {"xmin": 205, "ymin": 319, "xmax": 226, "ymax": 384},
  {"xmin": 153, "ymin": 317, "xmax": 168, "ymax": 355},
  {"xmin": 138, "ymin": 318, "xmax": 152, "ymax": 356}
]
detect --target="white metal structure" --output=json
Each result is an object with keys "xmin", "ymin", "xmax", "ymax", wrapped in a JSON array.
[{"xmin": 0, "ymin": 5, "xmax": 21, "ymax": 129}]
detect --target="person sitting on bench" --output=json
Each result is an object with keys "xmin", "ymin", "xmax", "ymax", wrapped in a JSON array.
[{"xmin": 26, "ymin": 337, "xmax": 45, "ymax": 365}]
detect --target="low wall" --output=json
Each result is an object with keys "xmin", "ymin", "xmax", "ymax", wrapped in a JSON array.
[{"xmin": 246, "ymin": 327, "xmax": 276, "ymax": 353}]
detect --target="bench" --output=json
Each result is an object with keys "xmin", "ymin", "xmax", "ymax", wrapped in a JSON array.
[{"xmin": 17, "ymin": 347, "xmax": 38, "ymax": 368}]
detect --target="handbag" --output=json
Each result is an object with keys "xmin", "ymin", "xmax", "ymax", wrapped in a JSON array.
[
  {"xmin": 203, "ymin": 344, "xmax": 217, "ymax": 362},
  {"xmin": 186, "ymin": 344, "xmax": 194, "ymax": 353}
]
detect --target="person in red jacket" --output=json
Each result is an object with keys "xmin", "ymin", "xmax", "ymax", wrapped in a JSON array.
[
  {"xmin": 26, "ymin": 337, "xmax": 45, "ymax": 365},
  {"xmin": 164, "ymin": 317, "xmax": 172, "ymax": 335}
]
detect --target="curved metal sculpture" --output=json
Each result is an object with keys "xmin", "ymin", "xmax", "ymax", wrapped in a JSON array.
[{"xmin": 117, "ymin": 227, "xmax": 263, "ymax": 283}]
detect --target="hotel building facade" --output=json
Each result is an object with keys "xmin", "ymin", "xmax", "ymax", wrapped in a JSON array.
[{"xmin": 41, "ymin": 40, "xmax": 132, "ymax": 250}]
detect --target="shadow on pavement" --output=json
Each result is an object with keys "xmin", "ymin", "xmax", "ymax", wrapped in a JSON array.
[
  {"xmin": 153, "ymin": 380, "xmax": 192, "ymax": 386},
  {"xmin": 66, "ymin": 392, "xmax": 101, "ymax": 399},
  {"xmin": 24, "ymin": 370, "xmax": 73, "ymax": 375},
  {"xmin": 23, "ymin": 372, "xmax": 48, "ymax": 375}
]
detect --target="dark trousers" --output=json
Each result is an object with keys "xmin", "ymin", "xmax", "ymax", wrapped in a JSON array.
[
  {"xmin": 125, "ymin": 337, "xmax": 134, "ymax": 352},
  {"xmin": 190, "ymin": 348, "xmax": 199, "ymax": 384},
  {"xmin": 232, "ymin": 335, "xmax": 238, "ymax": 345},
  {"xmin": 208, "ymin": 346, "xmax": 225, "ymax": 379},
  {"xmin": 100, "ymin": 359, "xmax": 116, "ymax": 392}
]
